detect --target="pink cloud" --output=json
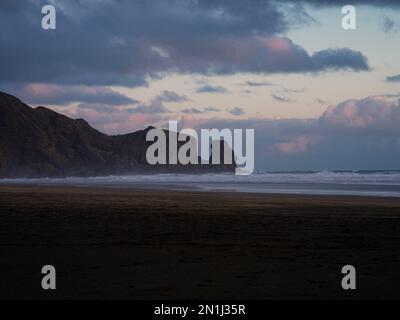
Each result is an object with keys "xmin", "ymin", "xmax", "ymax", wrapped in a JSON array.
[
  {"xmin": 263, "ymin": 37, "xmax": 293, "ymax": 53},
  {"xmin": 321, "ymin": 96, "xmax": 400, "ymax": 129}
]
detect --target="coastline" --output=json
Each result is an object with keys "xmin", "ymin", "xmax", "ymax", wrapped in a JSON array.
[{"xmin": 2, "ymin": 181, "xmax": 400, "ymax": 198}]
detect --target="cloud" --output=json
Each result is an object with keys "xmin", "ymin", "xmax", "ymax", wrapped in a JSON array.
[
  {"xmin": 310, "ymin": 48, "xmax": 369, "ymax": 72},
  {"xmin": 384, "ymin": 93, "xmax": 400, "ymax": 99},
  {"xmin": 383, "ymin": 17, "xmax": 400, "ymax": 33},
  {"xmin": 185, "ymin": 37, "xmax": 369, "ymax": 75},
  {"xmin": 282, "ymin": 87, "xmax": 306, "ymax": 94},
  {"xmin": 127, "ymin": 90, "xmax": 188, "ymax": 114},
  {"xmin": 0, "ymin": 0, "xmax": 283, "ymax": 86},
  {"xmin": 243, "ymin": 81, "xmax": 276, "ymax": 87},
  {"xmin": 278, "ymin": 2, "xmax": 319, "ymax": 28},
  {"xmin": 196, "ymin": 86, "xmax": 229, "ymax": 94},
  {"xmin": 6, "ymin": 84, "xmax": 138, "ymax": 106},
  {"xmin": 272, "ymin": 93, "xmax": 294, "ymax": 103},
  {"xmin": 205, "ymin": 107, "xmax": 220, "ymax": 112},
  {"xmin": 229, "ymin": 107, "xmax": 245, "ymax": 116},
  {"xmin": 156, "ymin": 90, "xmax": 189, "ymax": 102},
  {"xmin": 181, "ymin": 106, "xmax": 220, "ymax": 114},
  {"xmin": 77, "ymin": 103, "xmax": 119, "ymax": 114},
  {"xmin": 316, "ymin": 98, "xmax": 328, "ymax": 104},
  {"xmin": 128, "ymin": 101, "xmax": 170, "ymax": 114},
  {"xmin": 181, "ymin": 108, "xmax": 204, "ymax": 114},
  {"xmin": 271, "ymin": 86, "xmax": 303, "ymax": 103},
  {"xmin": 0, "ymin": 0, "xmax": 370, "ymax": 88},
  {"xmin": 386, "ymin": 75, "xmax": 400, "ymax": 82},
  {"xmin": 320, "ymin": 96, "xmax": 400, "ymax": 130},
  {"xmin": 280, "ymin": 0, "xmax": 400, "ymax": 7}
]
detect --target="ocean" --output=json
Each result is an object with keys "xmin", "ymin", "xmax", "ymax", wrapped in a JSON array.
[{"xmin": 2, "ymin": 170, "xmax": 400, "ymax": 197}]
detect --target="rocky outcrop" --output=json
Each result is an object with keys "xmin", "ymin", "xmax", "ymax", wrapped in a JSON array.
[{"xmin": 0, "ymin": 92, "xmax": 235, "ymax": 178}]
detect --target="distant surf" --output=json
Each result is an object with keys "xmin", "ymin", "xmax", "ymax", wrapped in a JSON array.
[{"xmin": 2, "ymin": 170, "xmax": 400, "ymax": 197}]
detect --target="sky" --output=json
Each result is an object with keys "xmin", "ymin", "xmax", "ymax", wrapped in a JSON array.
[{"xmin": 1, "ymin": 0, "xmax": 400, "ymax": 171}]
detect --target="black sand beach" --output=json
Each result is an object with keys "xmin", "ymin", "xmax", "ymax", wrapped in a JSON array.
[{"xmin": 1, "ymin": 185, "xmax": 400, "ymax": 299}]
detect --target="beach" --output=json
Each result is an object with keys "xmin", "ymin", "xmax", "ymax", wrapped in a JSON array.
[{"xmin": 1, "ymin": 184, "xmax": 400, "ymax": 299}]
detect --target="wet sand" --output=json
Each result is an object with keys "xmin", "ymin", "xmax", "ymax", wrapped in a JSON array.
[{"xmin": 1, "ymin": 185, "xmax": 400, "ymax": 299}]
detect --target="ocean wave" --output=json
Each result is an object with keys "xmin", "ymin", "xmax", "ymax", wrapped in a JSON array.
[{"xmin": 2, "ymin": 170, "xmax": 400, "ymax": 186}]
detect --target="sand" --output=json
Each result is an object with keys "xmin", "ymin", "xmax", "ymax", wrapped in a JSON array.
[{"xmin": 1, "ymin": 185, "xmax": 400, "ymax": 299}]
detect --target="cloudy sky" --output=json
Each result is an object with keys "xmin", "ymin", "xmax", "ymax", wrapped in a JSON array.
[{"xmin": 1, "ymin": 0, "xmax": 400, "ymax": 171}]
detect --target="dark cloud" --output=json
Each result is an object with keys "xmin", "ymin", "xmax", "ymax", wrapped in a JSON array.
[
  {"xmin": 229, "ymin": 107, "xmax": 245, "ymax": 116},
  {"xmin": 282, "ymin": 87, "xmax": 306, "ymax": 94},
  {"xmin": 156, "ymin": 90, "xmax": 189, "ymax": 103},
  {"xmin": 181, "ymin": 106, "xmax": 220, "ymax": 114},
  {"xmin": 316, "ymin": 98, "xmax": 328, "ymax": 104},
  {"xmin": 280, "ymin": 0, "xmax": 400, "ymax": 7},
  {"xmin": 387, "ymin": 75, "xmax": 400, "ymax": 82},
  {"xmin": 176, "ymin": 37, "xmax": 369, "ymax": 75},
  {"xmin": 6, "ymin": 84, "xmax": 138, "ymax": 106},
  {"xmin": 0, "ymin": 0, "xmax": 370, "ymax": 88},
  {"xmin": 272, "ymin": 93, "xmax": 293, "ymax": 103},
  {"xmin": 244, "ymin": 81, "xmax": 276, "ymax": 87},
  {"xmin": 277, "ymin": 2, "xmax": 319, "ymax": 28},
  {"xmin": 196, "ymin": 86, "xmax": 229, "ymax": 94},
  {"xmin": 181, "ymin": 108, "xmax": 204, "ymax": 114},
  {"xmin": 383, "ymin": 17, "xmax": 399, "ymax": 33},
  {"xmin": 384, "ymin": 93, "xmax": 400, "ymax": 99},
  {"xmin": 311, "ymin": 48, "xmax": 369, "ymax": 72},
  {"xmin": 126, "ymin": 90, "xmax": 186, "ymax": 114},
  {"xmin": 271, "ymin": 86, "xmax": 303, "ymax": 103}
]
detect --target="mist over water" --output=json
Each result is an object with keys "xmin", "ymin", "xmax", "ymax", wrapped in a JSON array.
[{"xmin": 2, "ymin": 171, "xmax": 400, "ymax": 197}]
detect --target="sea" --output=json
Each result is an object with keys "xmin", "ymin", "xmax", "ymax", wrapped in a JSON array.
[{"xmin": 2, "ymin": 170, "xmax": 400, "ymax": 197}]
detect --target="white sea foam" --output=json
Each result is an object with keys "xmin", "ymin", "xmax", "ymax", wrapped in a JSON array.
[
  {"xmin": 2, "ymin": 171, "xmax": 400, "ymax": 184},
  {"xmin": 2, "ymin": 171, "xmax": 400, "ymax": 197}
]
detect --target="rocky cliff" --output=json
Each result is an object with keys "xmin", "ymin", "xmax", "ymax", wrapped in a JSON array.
[{"xmin": 0, "ymin": 92, "xmax": 235, "ymax": 178}]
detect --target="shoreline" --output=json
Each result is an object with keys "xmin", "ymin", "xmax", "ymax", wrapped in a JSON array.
[
  {"xmin": 1, "ymin": 182, "xmax": 400, "ymax": 199},
  {"xmin": 0, "ymin": 182, "xmax": 400, "ymax": 199}
]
